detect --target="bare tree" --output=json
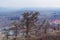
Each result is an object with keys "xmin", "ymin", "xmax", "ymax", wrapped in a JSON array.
[
  {"xmin": 38, "ymin": 19, "xmax": 46, "ymax": 30},
  {"xmin": 2, "ymin": 27, "xmax": 9, "ymax": 40},
  {"xmin": 44, "ymin": 20, "xmax": 50, "ymax": 34},
  {"xmin": 21, "ymin": 11, "xmax": 39, "ymax": 38},
  {"xmin": 57, "ymin": 24, "xmax": 60, "ymax": 30},
  {"xmin": 11, "ymin": 21, "xmax": 20, "ymax": 40}
]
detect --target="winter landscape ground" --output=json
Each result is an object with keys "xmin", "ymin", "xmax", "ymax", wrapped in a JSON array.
[{"xmin": 0, "ymin": 8, "xmax": 60, "ymax": 40}]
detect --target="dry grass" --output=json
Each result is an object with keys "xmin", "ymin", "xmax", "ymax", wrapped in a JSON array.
[
  {"xmin": 1, "ymin": 31, "xmax": 60, "ymax": 40},
  {"xmin": 0, "ymin": 35, "xmax": 60, "ymax": 40}
]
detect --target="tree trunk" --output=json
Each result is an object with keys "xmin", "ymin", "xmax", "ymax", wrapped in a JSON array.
[
  {"xmin": 6, "ymin": 33, "xmax": 8, "ymax": 40},
  {"xmin": 44, "ymin": 29, "xmax": 47, "ymax": 34},
  {"xmin": 25, "ymin": 18, "xmax": 29, "ymax": 38},
  {"xmin": 14, "ymin": 26, "xmax": 17, "ymax": 40},
  {"xmin": 57, "ymin": 24, "xmax": 60, "ymax": 30}
]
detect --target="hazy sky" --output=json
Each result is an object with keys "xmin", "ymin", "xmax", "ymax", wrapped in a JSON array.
[{"xmin": 0, "ymin": 0, "xmax": 60, "ymax": 8}]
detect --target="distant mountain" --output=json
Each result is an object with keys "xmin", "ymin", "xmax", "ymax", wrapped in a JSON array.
[
  {"xmin": 0, "ymin": 7, "xmax": 60, "ymax": 16},
  {"xmin": 0, "ymin": 7, "xmax": 60, "ymax": 31}
]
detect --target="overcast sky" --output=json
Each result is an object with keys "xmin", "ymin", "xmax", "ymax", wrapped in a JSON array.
[{"xmin": 0, "ymin": 0, "xmax": 60, "ymax": 8}]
